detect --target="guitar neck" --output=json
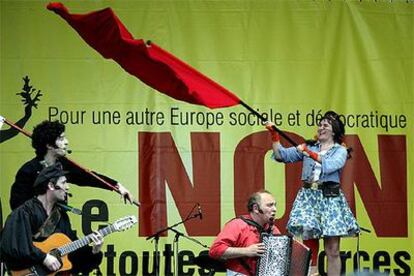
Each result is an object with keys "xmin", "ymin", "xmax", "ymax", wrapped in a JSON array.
[{"xmin": 58, "ymin": 225, "xmax": 114, "ymax": 256}]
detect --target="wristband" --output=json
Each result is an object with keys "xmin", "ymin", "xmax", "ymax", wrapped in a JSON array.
[
  {"xmin": 265, "ymin": 125, "xmax": 280, "ymax": 142},
  {"xmin": 303, "ymin": 145, "xmax": 319, "ymax": 162}
]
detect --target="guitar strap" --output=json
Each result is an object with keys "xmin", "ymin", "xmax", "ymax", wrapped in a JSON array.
[{"xmin": 33, "ymin": 206, "xmax": 61, "ymax": 239}]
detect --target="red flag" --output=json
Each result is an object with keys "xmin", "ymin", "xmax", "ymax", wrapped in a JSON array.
[{"xmin": 47, "ymin": 2, "xmax": 240, "ymax": 109}]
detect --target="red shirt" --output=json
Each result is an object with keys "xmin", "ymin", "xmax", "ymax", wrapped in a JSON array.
[{"xmin": 209, "ymin": 215, "xmax": 281, "ymax": 275}]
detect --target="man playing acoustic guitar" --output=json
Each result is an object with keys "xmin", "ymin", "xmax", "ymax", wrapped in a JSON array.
[{"xmin": 0, "ymin": 163, "xmax": 104, "ymax": 275}]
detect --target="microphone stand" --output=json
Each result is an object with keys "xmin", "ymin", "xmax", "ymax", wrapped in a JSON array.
[
  {"xmin": 146, "ymin": 232, "xmax": 161, "ymax": 276},
  {"xmin": 171, "ymin": 228, "xmax": 182, "ymax": 276},
  {"xmin": 356, "ymin": 226, "xmax": 371, "ymax": 273},
  {"xmin": 146, "ymin": 208, "xmax": 207, "ymax": 276},
  {"xmin": 169, "ymin": 227, "xmax": 210, "ymax": 276}
]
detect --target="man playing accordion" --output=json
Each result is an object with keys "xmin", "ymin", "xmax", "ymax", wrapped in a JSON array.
[{"xmin": 209, "ymin": 190, "xmax": 281, "ymax": 276}]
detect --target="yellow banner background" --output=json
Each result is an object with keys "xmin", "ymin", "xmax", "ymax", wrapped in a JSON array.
[{"xmin": 1, "ymin": 0, "xmax": 413, "ymax": 275}]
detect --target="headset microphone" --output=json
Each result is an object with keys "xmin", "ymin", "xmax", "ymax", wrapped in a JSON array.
[
  {"xmin": 56, "ymin": 202, "xmax": 82, "ymax": 215},
  {"xmin": 53, "ymin": 185, "xmax": 72, "ymax": 198},
  {"xmin": 256, "ymin": 204, "xmax": 264, "ymax": 214},
  {"xmin": 51, "ymin": 142, "xmax": 71, "ymax": 154},
  {"xmin": 197, "ymin": 203, "xmax": 203, "ymax": 220}
]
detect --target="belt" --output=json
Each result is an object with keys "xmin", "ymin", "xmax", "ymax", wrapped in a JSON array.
[
  {"xmin": 303, "ymin": 182, "xmax": 322, "ymax": 190},
  {"xmin": 303, "ymin": 181, "xmax": 339, "ymax": 190}
]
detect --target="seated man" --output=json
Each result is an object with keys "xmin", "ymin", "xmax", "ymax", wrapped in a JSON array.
[
  {"xmin": 0, "ymin": 164, "xmax": 104, "ymax": 274},
  {"xmin": 209, "ymin": 190, "xmax": 281, "ymax": 276}
]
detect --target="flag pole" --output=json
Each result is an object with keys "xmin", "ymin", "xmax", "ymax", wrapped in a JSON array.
[
  {"xmin": 1, "ymin": 116, "xmax": 32, "ymax": 138},
  {"xmin": 1, "ymin": 116, "xmax": 140, "ymax": 207},
  {"xmin": 239, "ymin": 101, "xmax": 298, "ymax": 147}
]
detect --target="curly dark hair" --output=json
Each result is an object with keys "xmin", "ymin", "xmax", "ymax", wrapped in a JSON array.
[
  {"xmin": 321, "ymin": 111, "xmax": 345, "ymax": 144},
  {"xmin": 32, "ymin": 120, "xmax": 65, "ymax": 157},
  {"xmin": 306, "ymin": 110, "xmax": 352, "ymax": 158}
]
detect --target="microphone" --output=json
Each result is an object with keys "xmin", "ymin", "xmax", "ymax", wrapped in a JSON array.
[
  {"xmin": 360, "ymin": 226, "xmax": 371, "ymax": 233},
  {"xmin": 53, "ymin": 185, "xmax": 72, "ymax": 199},
  {"xmin": 52, "ymin": 143, "xmax": 71, "ymax": 154},
  {"xmin": 56, "ymin": 202, "xmax": 82, "ymax": 215},
  {"xmin": 197, "ymin": 203, "xmax": 203, "ymax": 220}
]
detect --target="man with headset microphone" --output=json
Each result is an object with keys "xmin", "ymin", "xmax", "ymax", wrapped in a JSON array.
[
  {"xmin": 9, "ymin": 120, "xmax": 134, "ymax": 210},
  {"xmin": 209, "ymin": 190, "xmax": 281, "ymax": 276},
  {"xmin": 1, "ymin": 163, "xmax": 104, "ymax": 274}
]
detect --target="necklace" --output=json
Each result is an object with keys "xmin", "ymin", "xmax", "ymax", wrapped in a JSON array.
[{"xmin": 320, "ymin": 143, "xmax": 334, "ymax": 151}]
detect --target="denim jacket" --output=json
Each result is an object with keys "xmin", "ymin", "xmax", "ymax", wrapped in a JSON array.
[{"xmin": 272, "ymin": 142, "xmax": 347, "ymax": 183}]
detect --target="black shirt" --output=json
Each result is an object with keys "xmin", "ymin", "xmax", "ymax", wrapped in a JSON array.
[
  {"xmin": 10, "ymin": 156, "xmax": 116, "ymax": 210},
  {"xmin": 0, "ymin": 197, "xmax": 102, "ymax": 273}
]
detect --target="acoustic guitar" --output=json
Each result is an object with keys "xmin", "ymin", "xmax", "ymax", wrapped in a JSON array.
[{"xmin": 10, "ymin": 215, "xmax": 137, "ymax": 276}]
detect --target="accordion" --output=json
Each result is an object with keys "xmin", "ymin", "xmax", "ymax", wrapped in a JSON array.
[{"xmin": 256, "ymin": 234, "xmax": 311, "ymax": 276}]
